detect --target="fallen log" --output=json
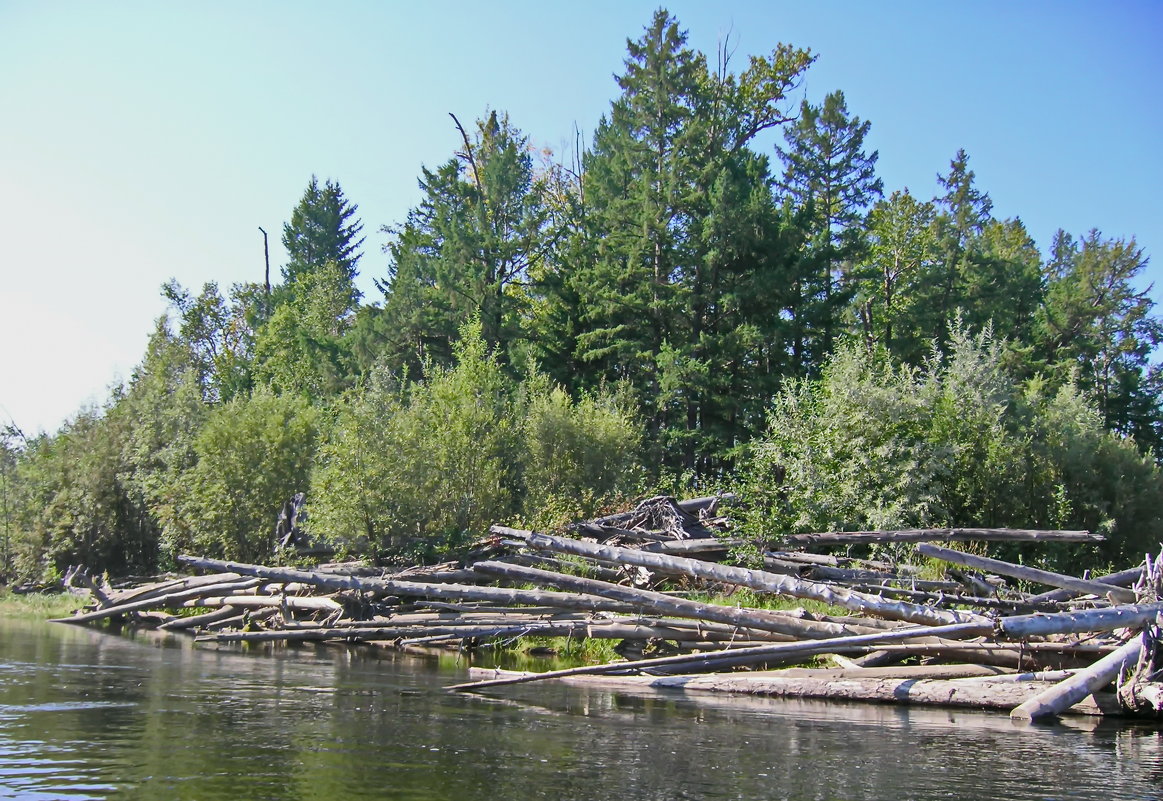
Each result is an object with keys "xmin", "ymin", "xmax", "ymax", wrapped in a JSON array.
[
  {"xmin": 446, "ymin": 620, "xmax": 995, "ymax": 691},
  {"xmin": 471, "ymin": 560, "xmax": 883, "ymax": 640},
  {"xmin": 996, "ymin": 602, "xmax": 1163, "ymax": 639},
  {"xmin": 1010, "ymin": 630, "xmax": 1150, "ymax": 721},
  {"xmin": 458, "ymin": 668, "xmax": 1122, "ymax": 716},
  {"xmin": 1027, "ymin": 567, "xmax": 1146, "ymax": 605},
  {"xmin": 496, "ymin": 527, "xmax": 987, "ymax": 626},
  {"xmin": 177, "ymin": 555, "xmax": 642, "ymax": 614},
  {"xmin": 787, "ymin": 528, "xmax": 1101, "ymax": 546},
  {"xmin": 196, "ymin": 594, "xmax": 343, "ymax": 613},
  {"xmin": 159, "ymin": 605, "xmax": 243, "ymax": 631},
  {"xmin": 103, "ymin": 572, "xmax": 245, "ymax": 608},
  {"xmin": 916, "ymin": 543, "xmax": 1137, "ymax": 603},
  {"xmin": 50, "ymin": 577, "xmax": 263, "ymax": 624}
]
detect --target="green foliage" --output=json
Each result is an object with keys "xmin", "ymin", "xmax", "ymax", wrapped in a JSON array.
[
  {"xmin": 309, "ymin": 321, "xmax": 518, "ymax": 558},
  {"xmin": 310, "ymin": 321, "xmax": 644, "ymax": 557},
  {"xmin": 517, "ymin": 375, "xmax": 643, "ymax": 528},
  {"xmin": 740, "ymin": 324, "xmax": 1163, "ymax": 565},
  {"xmin": 374, "ymin": 111, "xmax": 553, "ymax": 374},
  {"xmin": 160, "ymin": 391, "xmax": 319, "ymax": 562},
  {"xmin": 548, "ymin": 9, "xmax": 814, "ymax": 473},
  {"xmin": 161, "ymin": 280, "xmax": 258, "ymax": 402},
  {"xmin": 10, "ymin": 9, "xmax": 1163, "ymax": 581},
  {"xmin": 1035, "ymin": 230, "xmax": 1163, "ymax": 457},
  {"xmin": 281, "ymin": 175, "xmax": 364, "ymax": 306},
  {"xmin": 252, "ymin": 261, "xmax": 357, "ymax": 400},
  {"xmin": 8, "ymin": 402, "xmax": 158, "ymax": 582}
]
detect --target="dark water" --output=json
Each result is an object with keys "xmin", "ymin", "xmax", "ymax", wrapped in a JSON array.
[{"xmin": 1, "ymin": 619, "xmax": 1161, "ymax": 801}]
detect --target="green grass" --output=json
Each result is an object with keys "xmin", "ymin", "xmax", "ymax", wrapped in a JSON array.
[{"xmin": 0, "ymin": 589, "xmax": 87, "ymax": 620}]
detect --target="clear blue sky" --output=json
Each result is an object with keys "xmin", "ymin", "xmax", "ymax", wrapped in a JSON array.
[{"xmin": 2, "ymin": 0, "xmax": 1160, "ymax": 436}]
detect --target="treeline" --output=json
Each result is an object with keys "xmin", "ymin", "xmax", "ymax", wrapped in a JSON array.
[{"xmin": 2, "ymin": 10, "xmax": 1161, "ymax": 582}]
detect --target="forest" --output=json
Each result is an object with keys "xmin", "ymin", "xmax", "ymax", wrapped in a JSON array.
[{"xmin": 2, "ymin": 9, "xmax": 1161, "ymax": 583}]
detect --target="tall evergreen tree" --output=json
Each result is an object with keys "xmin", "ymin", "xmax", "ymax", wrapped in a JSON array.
[
  {"xmin": 281, "ymin": 176, "xmax": 364, "ymax": 308},
  {"xmin": 1036, "ymin": 230, "xmax": 1163, "ymax": 456},
  {"xmin": 551, "ymin": 9, "xmax": 813, "ymax": 471},
  {"xmin": 373, "ymin": 111, "xmax": 553, "ymax": 374},
  {"xmin": 777, "ymin": 90, "xmax": 882, "ymax": 358},
  {"xmin": 852, "ymin": 189, "xmax": 939, "ymax": 360}
]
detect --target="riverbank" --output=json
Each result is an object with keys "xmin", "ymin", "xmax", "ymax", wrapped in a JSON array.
[
  {"xmin": 0, "ymin": 589, "xmax": 83, "ymax": 620},
  {"xmin": 40, "ymin": 496, "xmax": 1163, "ymax": 723}
]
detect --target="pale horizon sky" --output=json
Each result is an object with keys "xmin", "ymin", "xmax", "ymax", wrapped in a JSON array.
[{"xmin": 2, "ymin": 0, "xmax": 1160, "ymax": 437}]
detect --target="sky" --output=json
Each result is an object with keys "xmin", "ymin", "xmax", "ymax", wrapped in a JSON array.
[{"xmin": 1, "ymin": 0, "xmax": 1160, "ymax": 436}]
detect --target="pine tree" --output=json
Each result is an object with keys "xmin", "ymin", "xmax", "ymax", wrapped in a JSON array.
[
  {"xmin": 548, "ymin": 9, "xmax": 813, "ymax": 470},
  {"xmin": 777, "ymin": 90, "xmax": 882, "ymax": 357},
  {"xmin": 374, "ymin": 111, "xmax": 553, "ymax": 374},
  {"xmin": 281, "ymin": 176, "xmax": 364, "ymax": 308}
]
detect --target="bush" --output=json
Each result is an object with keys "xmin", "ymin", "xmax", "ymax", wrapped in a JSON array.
[
  {"xmin": 739, "ymin": 325, "xmax": 1163, "ymax": 568},
  {"xmin": 160, "ymin": 390, "xmax": 319, "ymax": 562},
  {"xmin": 518, "ymin": 374, "xmax": 643, "ymax": 528},
  {"xmin": 309, "ymin": 322, "xmax": 645, "ymax": 558},
  {"xmin": 309, "ymin": 322, "xmax": 518, "ymax": 559}
]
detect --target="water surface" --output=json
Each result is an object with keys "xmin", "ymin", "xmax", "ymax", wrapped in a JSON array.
[{"xmin": 1, "ymin": 618, "xmax": 1160, "ymax": 800}]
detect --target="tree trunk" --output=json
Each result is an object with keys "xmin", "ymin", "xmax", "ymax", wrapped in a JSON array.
[
  {"xmin": 1010, "ymin": 632, "xmax": 1149, "ymax": 721},
  {"xmin": 787, "ymin": 528, "xmax": 1100, "ymax": 546},
  {"xmin": 496, "ymin": 527, "xmax": 987, "ymax": 626},
  {"xmin": 916, "ymin": 543, "xmax": 1137, "ymax": 603}
]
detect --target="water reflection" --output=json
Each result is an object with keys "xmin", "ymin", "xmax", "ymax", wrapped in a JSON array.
[{"xmin": 0, "ymin": 618, "xmax": 1160, "ymax": 801}]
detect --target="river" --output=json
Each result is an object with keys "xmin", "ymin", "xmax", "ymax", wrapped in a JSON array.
[{"xmin": 1, "ymin": 618, "xmax": 1161, "ymax": 800}]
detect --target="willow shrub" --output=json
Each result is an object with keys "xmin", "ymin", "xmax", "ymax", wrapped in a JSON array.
[
  {"xmin": 517, "ymin": 374, "xmax": 643, "ymax": 529},
  {"xmin": 159, "ymin": 390, "xmax": 319, "ymax": 563},
  {"xmin": 740, "ymin": 326, "xmax": 1163, "ymax": 569},
  {"xmin": 309, "ymin": 324, "xmax": 643, "ymax": 560}
]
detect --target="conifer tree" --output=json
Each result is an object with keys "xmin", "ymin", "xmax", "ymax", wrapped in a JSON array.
[
  {"xmin": 777, "ymin": 90, "xmax": 882, "ymax": 357},
  {"xmin": 281, "ymin": 176, "xmax": 364, "ymax": 309}
]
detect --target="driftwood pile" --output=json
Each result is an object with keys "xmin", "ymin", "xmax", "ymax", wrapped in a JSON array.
[{"xmin": 51, "ymin": 495, "xmax": 1163, "ymax": 722}]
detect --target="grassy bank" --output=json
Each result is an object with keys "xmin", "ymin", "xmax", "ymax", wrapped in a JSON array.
[{"xmin": 0, "ymin": 589, "xmax": 85, "ymax": 620}]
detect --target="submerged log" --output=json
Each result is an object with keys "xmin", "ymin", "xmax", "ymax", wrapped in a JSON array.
[
  {"xmin": 459, "ymin": 668, "xmax": 1122, "ymax": 716},
  {"xmin": 1010, "ymin": 631, "xmax": 1149, "ymax": 721},
  {"xmin": 496, "ymin": 527, "xmax": 987, "ymax": 626},
  {"xmin": 916, "ymin": 544, "xmax": 1137, "ymax": 603},
  {"xmin": 787, "ymin": 528, "xmax": 1101, "ymax": 546},
  {"xmin": 447, "ymin": 620, "xmax": 995, "ymax": 691}
]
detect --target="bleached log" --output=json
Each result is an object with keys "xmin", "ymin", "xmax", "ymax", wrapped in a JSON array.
[
  {"xmin": 788, "ymin": 528, "xmax": 1101, "ymax": 546},
  {"xmin": 50, "ymin": 577, "xmax": 262, "ymax": 624},
  {"xmin": 1027, "ymin": 567, "xmax": 1145, "ymax": 604},
  {"xmin": 159, "ymin": 605, "xmax": 244, "ymax": 631},
  {"xmin": 996, "ymin": 602, "xmax": 1163, "ymax": 639},
  {"xmin": 495, "ymin": 527, "xmax": 987, "ymax": 626},
  {"xmin": 196, "ymin": 594, "xmax": 343, "ymax": 613},
  {"xmin": 471, "ymin": 560, "xmax": 883, "ymax": 640},
  {"xmin": 1010, "ymin": 631, "xmax": 1149, "ymax": 721},
  {"xmin": 177, "ymin": 555, "xmax": 646, "ymax": 614},
  {"xmin": 916, "ymin": 543, "xmax": 1137, "ymax": 603},
  {"xmin": 104, "ymin": 572, "xmax": 245, "ymax": 608}
]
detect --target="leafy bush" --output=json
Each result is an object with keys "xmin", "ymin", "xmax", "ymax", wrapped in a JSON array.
[
  {"xmin": 517, "ymin": 374, "xmax": 643, "ymax": 528},
  {"xmin": 159, "ymin": 390, "xmax": 319, "ymax": 562},
  {"xmin": 740, "ymin": 325, "xmax": 1163, "ymax": 568},
  {"xmin": 309, "ymin": 322, "xmax": 644, "ymax": 558}
]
